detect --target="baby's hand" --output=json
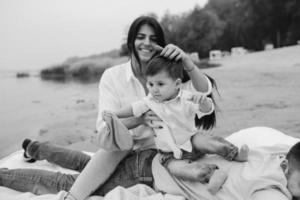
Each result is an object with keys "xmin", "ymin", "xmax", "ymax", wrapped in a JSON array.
[
  {"xmin": 188, "ymin": 93, "xmax": 205, "ymax": 104},
  {"xmin": 187, "ymin": 93, "xmax": 212, "ymax": 113},
  {"xmin": 187, "ymin": 93, "xmax": 207, "ymax": 105}
]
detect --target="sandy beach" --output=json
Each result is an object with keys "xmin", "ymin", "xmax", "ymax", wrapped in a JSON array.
[{"xmin": 8, "ymin": 45, "xmax": 300, "ymax": 153}]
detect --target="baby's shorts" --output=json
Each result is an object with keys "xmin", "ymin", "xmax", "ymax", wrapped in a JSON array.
[{"xmin": 158, "ymin": 148, "xmax": 205, "ymax": 168}]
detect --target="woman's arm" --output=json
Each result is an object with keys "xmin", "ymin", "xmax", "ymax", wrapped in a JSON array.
[
  {"xmin": 114, "ymin": 105, "xmax": 134, "ymax": 118},
  {"xmin": 120, "ymin": 110, "xmax": 163, "ymax": 129},
  {"xmin": 117, "ymin": 100, "xmax": 162, "ymax": 129},
  {"xmin": 115, "ymin": 99, "xmax": 150, "ymax": 119},
  {"xmin": 97, "ymin": 73, "xmax": 157, "ymax": 130},
  {"xmin": 95, "ymin": 71, "xmax": 147, "ymax": 139}
]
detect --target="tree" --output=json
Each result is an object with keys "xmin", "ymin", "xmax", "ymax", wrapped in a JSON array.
[
  {"xmin": 160, "ymin": 11, "xmax": 186, "ymax": 45},
  {"xmin": 119, "ymin": 43, "xmax": 129, "ymax": 57},
  {"xmin": 206, "ymin": 0, "xmax": 300, "ymax": 50},
  {"xmin": 205, "ymin": 0, "xmax": 259, "ymax": 50},
  {"xmin": 283, "ymin": 0, "xmax": 300, "ymax": 45},
  {"xmin": 160, "ymin": 6, "xmax": 225, "ymax": 57}
]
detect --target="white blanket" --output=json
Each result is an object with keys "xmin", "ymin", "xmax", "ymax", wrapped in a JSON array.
[{"xmin": 0, "ymin": 127, "xmax": 299, "ymax": 200}]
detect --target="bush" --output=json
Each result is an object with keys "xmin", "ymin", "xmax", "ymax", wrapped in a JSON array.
[{"xmin": 40, "ymin": 64, "xmax": 69, "ymax": 81}]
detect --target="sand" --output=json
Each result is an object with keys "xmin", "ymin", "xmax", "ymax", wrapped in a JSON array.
[{"xmin": 28, "ymin": 45, "xmax": 300, "ymax": 152}]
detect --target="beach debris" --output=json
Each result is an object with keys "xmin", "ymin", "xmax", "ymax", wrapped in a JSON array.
[
  {"xmin": 39, "ymin": 128, "xmax": 48, "ymax": 136},
  {"xmin": 76, "ymin": 99, "xmax": 85, "ymax": 104},
  {"xmin": 209, "ymin": 50, "xmax": 222, "ymax": 61}
]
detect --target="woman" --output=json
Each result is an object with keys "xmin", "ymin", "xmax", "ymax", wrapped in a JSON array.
[
  {"xmin": 66, "ymin": 15, "xmax": 214, "ymax": 200},
  {"xmin": 0, "ymin": 16, "xmax": 214, "ymax": 200}
]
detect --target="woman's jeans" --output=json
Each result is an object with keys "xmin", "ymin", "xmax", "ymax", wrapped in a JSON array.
[{"xmin": 0, "ymin": 141, "xmax": 156, "ymax": 196}]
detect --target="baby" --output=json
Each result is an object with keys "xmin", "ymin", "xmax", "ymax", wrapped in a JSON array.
[
  {"xmin": 116, "ymin": 56, "xmax": 215, "ymax": 160},
  {"xmin": 105, "ymin": 55, "xmax": 249, "ymax": 194}
]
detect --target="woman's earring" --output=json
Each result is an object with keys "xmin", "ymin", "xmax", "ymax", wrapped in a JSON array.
[{"xmin": 280, "ymin": 159, "xmax": 289, "ymax": 174}]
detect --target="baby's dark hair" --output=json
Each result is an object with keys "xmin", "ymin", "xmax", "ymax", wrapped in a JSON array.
[
  {"xmin": 145, "ymin": 55, "xmax": 183, "ymax": 80},
  {"xmin": 286, "ymin": 141, "xmax": 300, "ymax": 171},
  {"xmin": 146, "ymin": 55, "xmax": 218, "ymax": 130}
]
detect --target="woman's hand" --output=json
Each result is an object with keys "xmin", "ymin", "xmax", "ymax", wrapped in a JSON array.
[
  {"xmin": 140, "ymin": 110, "xmax": 162, "ymax": 129},
  {"xmin": 154, "ymin": 44, "xmax": 195, "ymax": 72}
]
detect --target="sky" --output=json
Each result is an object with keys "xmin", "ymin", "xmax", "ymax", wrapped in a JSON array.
[{"xmin": 0, "ymin": 0, "xmax": 208, "ymax": 71}]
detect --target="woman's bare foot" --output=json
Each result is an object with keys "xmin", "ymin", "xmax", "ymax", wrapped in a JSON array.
[{"xmin": 235, "ymin": 144, "xmax": 249, "ymax": 162}]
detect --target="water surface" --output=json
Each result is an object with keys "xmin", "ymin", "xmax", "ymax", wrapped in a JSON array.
[{"xmin": 0, "ymin": 71, "xmax": 98, "ymax": 158}]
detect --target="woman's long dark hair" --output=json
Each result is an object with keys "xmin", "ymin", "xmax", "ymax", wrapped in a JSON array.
[
  {"xmin": 127, "ymin": 16, "xmax": 165, "ymax": 67},
  {"xmin": 127, "ymin": 16, "xmax": 217, "ymax": 130},
  {"xmin": 183, "ymin": 71, "xmax": 218, "ymax": 130}
]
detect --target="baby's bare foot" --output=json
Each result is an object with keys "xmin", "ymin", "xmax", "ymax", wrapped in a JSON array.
[
  {"xmin": 207, "ymin": 169, "xmax": 228, "ymax": 195},
  {"xmin": 235, "ymin": 144, "xmax": 249, "ymax": 162}
]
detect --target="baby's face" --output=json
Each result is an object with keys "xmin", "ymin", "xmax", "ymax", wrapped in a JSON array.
[
  {"xmin": 146, "ymin": 70, "xmax": 180, "ymax": 101},
  {"xmin": 287, "ymin": 169, "xmax": 300, "ymax": 198}
]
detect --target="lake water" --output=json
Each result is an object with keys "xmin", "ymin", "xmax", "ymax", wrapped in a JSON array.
[{"xmin": 0, "ymin": 70, "xmax": 98, "ymax": 158}]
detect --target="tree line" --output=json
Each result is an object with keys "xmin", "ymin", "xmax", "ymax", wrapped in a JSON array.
[{"xmin": 121, "ymin": 0, "xmax": 300, "ymax": 58}]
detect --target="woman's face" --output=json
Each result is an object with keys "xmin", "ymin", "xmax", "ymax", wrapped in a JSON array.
[{"xmin": 134, "ymin": 24, "xmax": 158, "ymax": 63}]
